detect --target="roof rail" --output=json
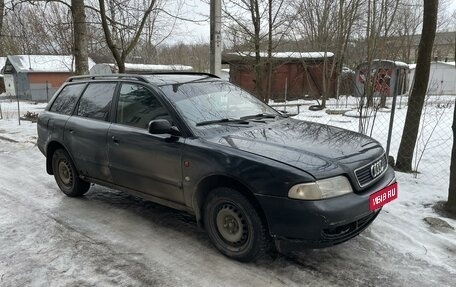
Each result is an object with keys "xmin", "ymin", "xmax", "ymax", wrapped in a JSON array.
[
  {"xmin": 140, "ymin": 71, "xmax": 220, "ymax": 78},
  {"xmin": 66, "ymin": 74, "xmax": 149, "ymax": 83},
  {"xmin": 67, "ymin": 72, "xmax": 221, "ymax": 83}
]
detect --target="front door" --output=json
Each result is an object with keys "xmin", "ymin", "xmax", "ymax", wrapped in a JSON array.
[{"xmin": 107, "ymin": 82, "xmax": 184, "ymax": 204}]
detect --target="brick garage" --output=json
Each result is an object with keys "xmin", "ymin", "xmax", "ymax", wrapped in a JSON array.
[
  {"xmin": 223, "ymin": 52, "xmax": 337, "ymax": 101},
  {"xmin": 1, "ymin": 55, "xmax": 95, "ymax": 101}
]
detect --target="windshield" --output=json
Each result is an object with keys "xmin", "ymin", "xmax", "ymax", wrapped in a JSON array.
[{"xmin": 159, "ymin": 80, "xmax": 280, "ymax": 135}]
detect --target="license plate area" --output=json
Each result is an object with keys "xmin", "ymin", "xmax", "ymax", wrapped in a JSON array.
[{"xmin": 369, "ymin": 182, "xmax": 398, "ymax": 211}]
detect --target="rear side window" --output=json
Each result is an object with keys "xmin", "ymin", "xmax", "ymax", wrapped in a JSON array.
[
  {"xmin": 77, "ymin": 83, "xmax": 117, "ymax": 121},
  {"xmin": 50, "ymin": 84, "xmax": 85, "ymax": 115}
]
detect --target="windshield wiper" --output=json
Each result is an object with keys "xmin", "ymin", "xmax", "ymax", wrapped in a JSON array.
[
  {"xmin": 240, "ymin": 113, "xmax": 279, "ymax": 120},
  {"xmin": 195, "ymin": 118, "xmax": 249, "ymax": 127}
]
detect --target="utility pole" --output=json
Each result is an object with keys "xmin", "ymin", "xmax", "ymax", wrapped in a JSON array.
[{"xmin": 210, "ymin": 0, "xmax": 221, "ymax": 77}]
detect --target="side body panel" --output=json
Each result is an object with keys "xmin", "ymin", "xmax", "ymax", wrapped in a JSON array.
[
  {"xmin": 107, "ymin": 124, "xmax": 184, "ymax": 203},
  {"xmin": 64, "ymin": 116, "xmax": 111, "ymax": 181}
]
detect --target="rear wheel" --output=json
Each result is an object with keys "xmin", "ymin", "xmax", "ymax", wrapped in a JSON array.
[
  {"xmin": 52, "ymin": 149, "xmax": 90, "ymax": 197},
  {"xmin": 203, "ymin": 187, "xmax": 271, "ymax": 262}
]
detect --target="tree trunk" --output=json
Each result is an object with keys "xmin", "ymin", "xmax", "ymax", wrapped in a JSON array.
[
  {"xmin": 252, "ymin": 0, "xmax": 262, "ymax": 101},
  {"xmin": 71, "ymin": 0, "xmax": 89, "ymax": 75},
  {"xmin": 266, "ymin": 0, "xmax": 273, "ymax": 103},
  {"xmin": 0, "ymin": 0, "xmax": 4, "ymax": 55},
  {"xmin": 117, "ymin": 60, "xmax": 126, "ymax": 73},
  {"xmin": 395, "ymin": 0, "xmax": 438, "ymax": 172},
  {"xmin": 447, "ymin": 100, "xmax": 456, "ymax": 213}
]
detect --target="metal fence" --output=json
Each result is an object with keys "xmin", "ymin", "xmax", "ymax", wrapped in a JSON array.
[{"xmin": 272, "ymin": 94, "xmax": 454, "ymax": 187}]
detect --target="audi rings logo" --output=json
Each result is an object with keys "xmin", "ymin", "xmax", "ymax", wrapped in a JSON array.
[{"xmin": 370, "ymin": 160, "xmax": 384, "ymax": 178}]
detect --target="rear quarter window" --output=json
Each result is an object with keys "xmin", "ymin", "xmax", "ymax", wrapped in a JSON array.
[{"xmin": 49, "ymin": 84, "xmax": 86, "ymax": 115}]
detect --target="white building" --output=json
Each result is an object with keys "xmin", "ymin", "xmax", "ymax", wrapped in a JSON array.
[{"xmin": 408, "ymin": 62, "xmax": 456, "ymax": 95}]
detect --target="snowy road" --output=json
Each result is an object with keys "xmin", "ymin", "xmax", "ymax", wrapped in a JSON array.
[{"xmin": 0, "ymin": 122, "xmax": 455, "ymax": 286}]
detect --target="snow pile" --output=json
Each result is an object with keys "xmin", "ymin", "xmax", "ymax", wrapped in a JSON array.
[{"xmin": 123, "ymin": 63, "xmax": 192, "ymax": 71}]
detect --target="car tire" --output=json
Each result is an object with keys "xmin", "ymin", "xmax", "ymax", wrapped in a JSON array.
[
  {"xmin": 52, "ymin": 148, "xmax": 90, "ymax": 197},
  {"xmin": 203, "ymin": 187, "xmax": 271, "ymax": 262},
  {"xmin": 309, "ymin": 104, "xmax": 324, "ymax": 111}
]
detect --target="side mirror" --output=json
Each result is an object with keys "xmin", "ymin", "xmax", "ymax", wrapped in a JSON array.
[{"xmin": 148, "ymin": 119, "xmax": 180, "ymax": 136}]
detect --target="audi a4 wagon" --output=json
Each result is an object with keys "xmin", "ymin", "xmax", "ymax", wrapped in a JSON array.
[{"xmin": 37, "ymin": 72, "xmax": 397, "ymax": 262}]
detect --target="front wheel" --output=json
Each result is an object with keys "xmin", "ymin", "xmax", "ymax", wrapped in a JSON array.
[
  {"xmin": 52, "ymin": 149, "xmax": 90, "ymax": 197},
  {"xmin": 203, "ymin": 187, "xmax": 271, "ymax": 262}
]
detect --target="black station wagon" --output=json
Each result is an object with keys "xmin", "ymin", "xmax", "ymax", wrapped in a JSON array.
[{"xmin": 37, "ymin": 73, "xmax": 397, "ymax": 262}]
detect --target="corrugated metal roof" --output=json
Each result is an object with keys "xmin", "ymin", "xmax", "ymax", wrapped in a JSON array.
[{"xmin": 5, "ymin": 55, "xmax": 96, "ymax": 73}]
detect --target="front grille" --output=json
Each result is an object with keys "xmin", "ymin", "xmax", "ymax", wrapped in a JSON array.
[{"xmin": 354, "ymin": 154, "xmax": 387, "ymax": 187}]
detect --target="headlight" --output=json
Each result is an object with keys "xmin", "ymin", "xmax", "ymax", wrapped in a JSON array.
[{"xmin": 288, "ymin": 176, "xmax": 353, "ymax": 200}]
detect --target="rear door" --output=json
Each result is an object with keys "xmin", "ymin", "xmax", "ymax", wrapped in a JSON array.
[
  {"xmin": 107, "ymin": 82, "xmax": 184, "ymax": 203},
  {"xmin": 64, "ymin": 82, "xmax": 117, "ymax": 181}
]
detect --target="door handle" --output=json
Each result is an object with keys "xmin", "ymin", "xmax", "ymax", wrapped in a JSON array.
[
  {"xmin": 112, "ymin": 136, "xmax": 120, "ymax": 144},
  {"xmin": 69, "ymin": 128, "xmax": 74, "ymax": 134}
]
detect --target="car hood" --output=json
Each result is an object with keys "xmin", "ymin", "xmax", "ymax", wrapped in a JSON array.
[{"xmin": 204, "ymin": 118, "xmax": 384, "ymax": 179}]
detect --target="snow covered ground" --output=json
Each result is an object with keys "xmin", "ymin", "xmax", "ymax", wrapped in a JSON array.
[{"xmin": 0, "ymin": 99, "xmax": 455, "ymax": 286}]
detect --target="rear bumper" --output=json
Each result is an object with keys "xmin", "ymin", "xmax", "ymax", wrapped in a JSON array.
[{"xmin": 255, "ymin": 166, "xmax": 396, "ymax": 250}]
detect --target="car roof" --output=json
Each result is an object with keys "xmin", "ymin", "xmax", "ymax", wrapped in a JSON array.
[{"xmin": 66, "ymin": 72, "xmax": 220, "ymax": 86}]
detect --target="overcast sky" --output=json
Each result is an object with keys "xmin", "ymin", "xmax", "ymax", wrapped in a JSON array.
[{"xmin": 165, "ymin": 0, "xmax": 210, "ymax": 44}]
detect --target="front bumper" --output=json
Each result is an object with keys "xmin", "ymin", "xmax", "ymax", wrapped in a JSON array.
[{"xmin": 255, "ymin": 166, "xmax": 396, "ymax": 251}]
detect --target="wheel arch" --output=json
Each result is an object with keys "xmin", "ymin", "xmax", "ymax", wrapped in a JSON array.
[
  {"xmin": 193, "ymin": 174, "xmax": 269, "ymax": 230},
  {"xmin": 45, "ymin": 141, "xmax": 69, "ymax": 175}
]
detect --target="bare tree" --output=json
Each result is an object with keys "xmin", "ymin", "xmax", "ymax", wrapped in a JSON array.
[
  {"xmin": 3, "ymin": 1, "xmax": 89, "ymax": 74},
  {"xmin": 393, "ymin": 1, "xmax": 423, "ymax": 62},
  {"xmin": 0, "ymin": 0, "xmax": 4, "ymax": 54},
  {"xmin": 396, "ymin": 0, "xmax": 439, "ymax": 172},
  {"xmin": 98, "ymin": 0, "xmax": 159, "ymax": 73},
  {"xmin": 293, "ymin": 0, "xmax": 361, "ymax": 107},
  {"xmin": 228, "ymin": 0, "xmax": 262, "ymax": 99},
  {"xmin": 155, "ymin": 41, "xmax": 210, "ymax": 72},
  {"xmin": 362, "ymin": 0, "xmax": 399, "ymax": 107},
  {"xmin": 223, "ymin": 0, "xmax": 293, "ymax": 102}
]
